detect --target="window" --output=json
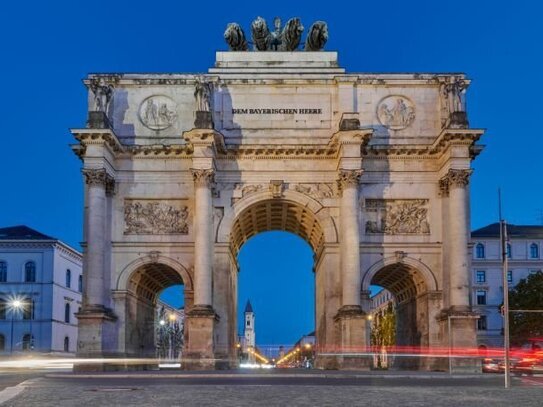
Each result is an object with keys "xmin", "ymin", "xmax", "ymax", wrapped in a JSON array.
[
  {"xmin": 246, "ymin": 320, "xmax": 250, "ymax": 327},
  {"xmin": 0, "ymin": 334, "xmax": 4, "ymax": 351},
  {"xmin": 64, "ymin": 303, "xmax": 70, "ymax": 323},
  {"xmin": 0, "ymin": 261, "xmax": 6, "ymax": 282},
  {"xmin": 476, "ymin": 243, "xmax": 485, "ymax": 259},
  {"xmin": 25, "ymin": 261, "xmax": 36, "ymax": 282},
  {"xmin": 507, "ymin": 270, "xmax": 513, "ymax": 284},
  {"xmin": 0, "ymin": 300, "xmax": 5, "ymax": 319},
  {"xmin": 506, "ymin": 243, "xmax": 512, "ymax": 259},
  {"xmin": 530, "ymin": 243, "xmax": 539, "ymax": 259},
  {"xmin": 476, "ymin": 290, "xmax": 487, "ymax": 305},
  {"xmin": 66, "ymin": 269, "xmax": 71, "ymax": 288},
  {"xmin": 477, "ymin": 315, "xmax": 487, "ymax": 330},
  {"xmin": 64, "ymin": 337, "xmax": 70, "ymax": 352},
  {"xmin": 22, "ymin": 334, "xmax": 34, "ymax": 351},
  {"xmin": 22, "ymin": 299, "xmax": 34, "ymax": 320},
  {"xmin": 78, "ymin": 275, "xmax": 83, "ymax": 293},
  {"xmin": 476, "ymin": 270, "xmax": 486, "ymax": 283}
]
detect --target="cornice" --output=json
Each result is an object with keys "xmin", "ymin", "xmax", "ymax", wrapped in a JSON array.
[
  {"xmin": 362, "ymin": 128, "xmax": 484, "ymax": 159},
  {"xmin": 121, "ymin": 144, "xmax": 193, "ymax": 158},
  {"xmin": 219, "ymin": 144, "xmax": 340, "ymax": 160},
  {"xmin": 71, "ymin": 129, "xmax": 125, "ymax": 156}
]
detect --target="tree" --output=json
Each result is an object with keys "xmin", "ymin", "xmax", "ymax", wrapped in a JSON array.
[{"xmin": 508, "ymin": 271, "xmax": 543, "ymax": 346}]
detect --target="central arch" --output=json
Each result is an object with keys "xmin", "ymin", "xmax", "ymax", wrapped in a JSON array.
[{"xmin": 222, "ymin": 191, "xmax": 339, "ymax": 365}]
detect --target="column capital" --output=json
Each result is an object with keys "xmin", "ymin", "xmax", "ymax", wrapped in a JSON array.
[
  {"xmin": 191, "ymin": 168, "xmax": 215, "ymax": 188},
  {"xmin": 438, "ymin": 177, "xmax": 450, "ymax": 197},
  {"xmin": 83, "ymin": 168, "xmax": 115, "ymax": 195},
  {"xmin": 337, "ymin": 169, "xmax": 363, "ymax": 192},
  {"xmin": 440, "ymin": 168, "xmax": 472, "ymax": 191}
]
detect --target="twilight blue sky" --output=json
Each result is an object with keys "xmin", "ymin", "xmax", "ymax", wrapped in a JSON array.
[{"xmin": 1, "ymin": 0, "xmax": 542, "ymax": 345}]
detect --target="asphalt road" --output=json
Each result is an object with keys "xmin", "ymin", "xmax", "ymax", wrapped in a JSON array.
[{"xmin": 1, "ymin": 371, "xmax": 542, "ymax": 406}]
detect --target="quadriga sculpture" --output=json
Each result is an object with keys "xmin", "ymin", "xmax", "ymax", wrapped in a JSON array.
[
  {"xmin": 280, "ymin": 17, "xmax": 304, "ymax": 51},
  {"xmin": 224, "ymin": 22, "xmax": 249, "ymax": 51},
  {"xmin": 304, "ymin": 21, "xmax": 328, "ymax": 51},
  {"xmin": 251, "ymin": 16, "xmax": 271, "ymax": 51}
]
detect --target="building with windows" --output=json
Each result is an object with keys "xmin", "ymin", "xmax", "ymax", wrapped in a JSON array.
[
  {"xmin": 0, "ymin": 226, "xmax": 82, "ymax": 355},
  {"xmin": 471, "ymin": 223, "xmax": 543, "ymax": 348}
]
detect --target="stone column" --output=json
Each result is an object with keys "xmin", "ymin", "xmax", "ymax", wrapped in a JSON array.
[
  {"xmin": 338, "ymin": 169, "xmax": 363, "ymax": 310},
  {"xmin": 438, "ymin": 169, "xmax": 479, "ymax": 373},
  {"xmin": 191, "ymin": 168, "xmax": 215, "ymax": 308},
  {"xmin": 444, "ymin": 169, "xmax": 472, "ymax": 311},
  {"xmin": 75, "ymin": 169, "xmax": 116, "ymax": 367},
  {"xmin": 81, "ymin": 168, "xmax": 112, "ymax": 310},
  {"xmin": 334, "ymin": 169, "xmax": 369, "ymax": 369},
  {"xmin": 183, "ymin": 168, "xmax": 217, "ymax": 370}
]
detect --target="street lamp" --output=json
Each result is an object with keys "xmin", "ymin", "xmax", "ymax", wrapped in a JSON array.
[{"xmin": 10, "ymin": 299, "xmax": 23, "ymax": 353}]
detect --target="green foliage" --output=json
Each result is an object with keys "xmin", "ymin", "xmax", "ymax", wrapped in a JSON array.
[
  {"xmin": 371, "ymin": 302, "xmax": 396, "ymax": 347},
  {"xmin": 509, "ymin": 271, "xmax": 543, "ymax": 346}
]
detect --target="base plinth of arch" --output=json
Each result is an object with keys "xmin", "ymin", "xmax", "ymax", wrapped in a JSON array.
[
  {"xmin": 333, "ymin": 305, "xmax": 371, "ymax": 370},
  {"xmin": 182, "ymin": 305, "xmax": 220, "ymax": 370},
  {"xmin": 437, "ymin": 311, "xmax": 481, "ymax": 373}
]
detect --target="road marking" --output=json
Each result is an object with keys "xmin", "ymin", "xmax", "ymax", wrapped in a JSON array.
[
  {"xmin": 520, "ymin": 376, "xmax": 543, "ymax": 387},
  {"xmin": 0, "ymin": 379, "xmax": 35, "ymax": 405}
]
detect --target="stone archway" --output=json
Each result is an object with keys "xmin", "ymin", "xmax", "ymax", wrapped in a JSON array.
[
  {"xmin": 363, "ymin": 255, "xmax": 442, "ymax": 369},
  {"xmin": 212, "ymin": 191, "xmax": 341, "ymax": 367},
  {"xmin": 111, "ymin": 256, "xmax": 193, "ymax": 359}
]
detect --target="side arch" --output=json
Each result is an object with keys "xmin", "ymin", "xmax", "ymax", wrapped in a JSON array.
[
  {"xmin": 116, "ymin": 253, "xmax": 193, "ymax": 292},
  {"xmin": 362, "ymin": 255, "xmax": 438, "ymax": 293}
]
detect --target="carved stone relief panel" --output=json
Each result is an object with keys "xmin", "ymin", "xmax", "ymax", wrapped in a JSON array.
[
  {"xmin": 364, "ymin": 199, "xmax": 430, "ymax": 235},
  {"xmin": 138, "ymin": 95, "xmax": 178, "ymax": 130},
  {"xmin": 124, "ymin": 199, "xmax": 189, "ymax": 235},
  {"xmin": 292, "ymin": 183, "xmax": 334, "ymax": 199},
  {"xmin": 376, "ymin": 95, "xmax": 416, "ymax": 130}
]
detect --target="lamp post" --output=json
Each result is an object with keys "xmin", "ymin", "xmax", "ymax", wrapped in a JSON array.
[{"xmin": 10, "ymin": 299, "xmax": 23, "ymax": 354}]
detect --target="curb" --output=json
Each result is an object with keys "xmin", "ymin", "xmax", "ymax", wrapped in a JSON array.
[{"xmin": 45, "ymin": 373, "xmax": 500, "ymax": 380}]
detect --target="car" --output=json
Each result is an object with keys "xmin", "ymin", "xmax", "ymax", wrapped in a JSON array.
[{"xmin": 482, "ymin": 358, "xmax": 501, "ymax": 373}]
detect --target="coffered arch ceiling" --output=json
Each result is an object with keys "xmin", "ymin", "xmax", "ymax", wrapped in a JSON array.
[
  {"xmin": 371, "ymin": 263, "xmax": 427, "ymax": 305},
  {"xmin": 230, "ymin": 199, "xmax": 324, "ymax": 259},
  {"xmin": 128, "ymin": 263, "xmax": 184, "ymax": 303}
]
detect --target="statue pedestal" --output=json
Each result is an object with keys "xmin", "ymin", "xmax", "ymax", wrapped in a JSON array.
[
  {"xmin": 182, "ymin": 305, "xmax": 219, "ymax": 370},
  {"xmin": 449, "ymin": 111, "xmax": 469, "ymax": 128},
  {"xmin": 194, "ymin": 111, "xmax": 214, "ymax": 129},
  {"xmin": 334, "ymin": 306, "xmax": 371, "ymax": 370},
  {"xmin": 87, "ymin": 111, "xmax": 111, "ymax": 129}
]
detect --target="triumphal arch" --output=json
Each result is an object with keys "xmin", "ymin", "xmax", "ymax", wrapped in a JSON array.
[{"xmin": 72, "ymin": 17, "xmax": 484, "ymax": 371}]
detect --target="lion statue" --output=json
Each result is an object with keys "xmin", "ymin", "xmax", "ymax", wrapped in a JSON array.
[
  {"xmin": 280, "ymin": 17, "xmax": 304, "ymax": 51},
  {"xmin": 224, "ymin": 23, "xmax": 248, "ymax": 51},
  {"xmin": 251, "ymin": 16, "xmax": 271, "ymax": 51},
  {"xmin": 304, "ymin": 21, "xmax": 328, "ymax": 51}
]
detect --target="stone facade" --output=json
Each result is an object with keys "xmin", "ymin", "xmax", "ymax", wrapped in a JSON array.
[{"xmin": 71, "ymin": 50, "xmax": 485, "ymax": 371}]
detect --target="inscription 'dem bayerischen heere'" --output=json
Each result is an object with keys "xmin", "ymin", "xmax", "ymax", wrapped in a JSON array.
[{"xmin": 232, "ymin": 108, "xmax": 323, "ymax": 115}]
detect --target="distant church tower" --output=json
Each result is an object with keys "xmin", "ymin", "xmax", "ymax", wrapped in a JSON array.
[{"xmin": 244, "ymin": 300, "xmax": 255, "ymax": 362}]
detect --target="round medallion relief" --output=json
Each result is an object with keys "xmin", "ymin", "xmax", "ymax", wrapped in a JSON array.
[
  {"xmin": 139, "ymin": 95, "xmax": 178, "ymax": 130},
  {"xmin": 377, "ymin": 95, "xmax": 416, "ymax": 130}
]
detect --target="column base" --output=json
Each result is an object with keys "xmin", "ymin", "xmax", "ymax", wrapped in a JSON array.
[
  {"xmin": 333, "ymin": 305, "xmax": 371, "ymax": 370},
  {"xmin": 182, "ymin": 305, "xmax": 219, "ymax": 370},
  {"xmin": 438, "ymin": 309, "xmax": 482, "ymax": 373},
  {"xmin": 74, "ymin": 306, "xmax": 118, "ymax": 372}
]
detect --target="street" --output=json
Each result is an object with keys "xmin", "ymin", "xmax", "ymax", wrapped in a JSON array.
[{"xmin": 1, "ymin": 370, "xmax": 542, "ymax": 406}]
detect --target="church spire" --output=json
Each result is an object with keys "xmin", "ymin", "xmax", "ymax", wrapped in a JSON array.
[{"xmin": 244, "ymin": 300, "xmax": 253, "ymax": 313}]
